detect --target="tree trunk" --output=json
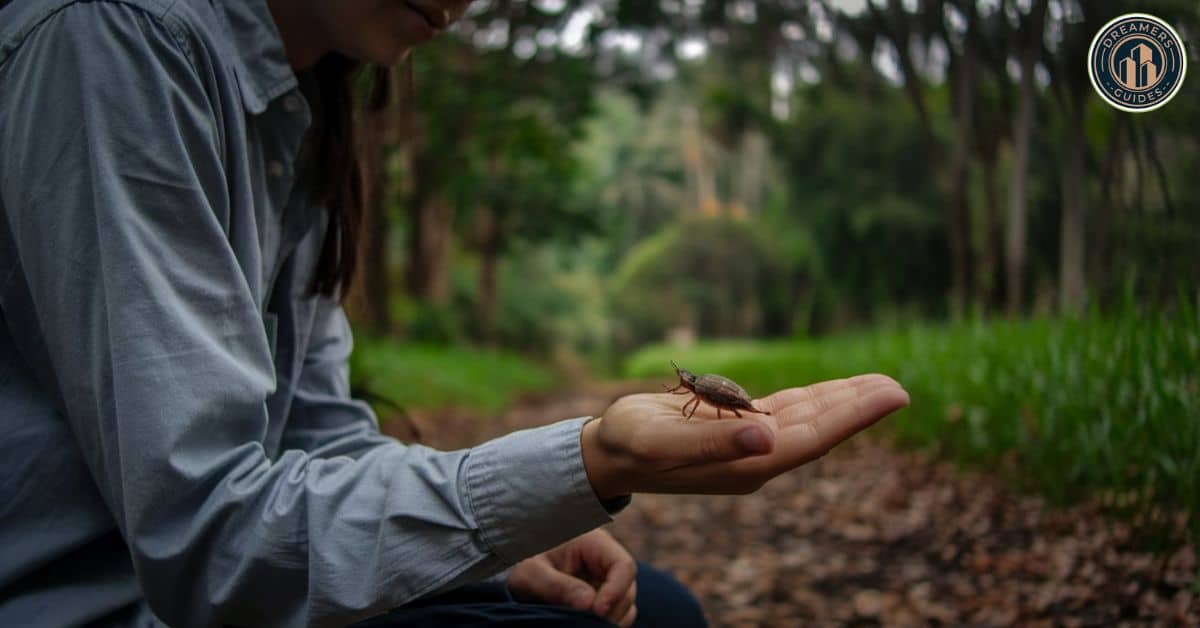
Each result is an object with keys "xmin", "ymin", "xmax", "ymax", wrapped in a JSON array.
[
  {"xmin": 947, "ymin": 8, "xmax": 979, "ymax": 320},
  {"xmin": 1059, "ymin": 107, "xmax": 1088, "ymax": 316},
  {"xmin": 734, "ymin": 130, "xmax": 767, "ymax": 214},
  {"xmin": 1090, "ymin": 116, "xmax": 1125, "ymax": 302},
  {"xmin": 868, "ymin": 0, "xmax": 969, "ymax": 318},
  {"xmin": 402, "ymin": 60, "xmax": 457, "ymax": 307},
  {"xmin": 682, "ymin": 106, "xmax": 718, "ymax": 215},
  {"xmin": 475, "ymin": 204, "xmax": 501, "ymax": 345},
  {"xmin": 1005, "ymin": 0, "xmax": 1046, "ymax": 316},
  {"xmin": 946, "ymin": 168, "xmax": 972, "ymax": 319},
  {"xmin": 406, "ymin": 186, "xmax": 453, "ymax": 305},
  {"xmin": 978, "ymin": 159, "xmax": 1003, "ymax": 313}
]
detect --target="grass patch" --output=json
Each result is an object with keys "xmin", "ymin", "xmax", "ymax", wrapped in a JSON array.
[
  {"xmin": 625, "ymin": 308, "xmax": 1200, "ymax": 547},
  {"xmin": 351, "ymin": 336, "xmax": 554, "ymax": 414}
]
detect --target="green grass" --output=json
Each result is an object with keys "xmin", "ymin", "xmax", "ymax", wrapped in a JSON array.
[
  {"xmin": 626, "ymin": 307, "xmax": 1200, "ymax": 547},
  {"xmin": 351, "ymin": 336, "xmax": 554, "ymax": 414}
]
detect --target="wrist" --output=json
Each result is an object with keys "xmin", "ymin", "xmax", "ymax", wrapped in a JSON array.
[{"xmin": 580, "ymin": 417, "xmax": 628, "ymax": 502}]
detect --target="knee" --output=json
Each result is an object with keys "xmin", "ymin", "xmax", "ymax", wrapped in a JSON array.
[{"xmin": 632, "ymin": 562, "xmax": 707, "ymax": 627}]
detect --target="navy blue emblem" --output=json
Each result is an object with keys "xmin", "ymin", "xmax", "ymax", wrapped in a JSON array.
[{"xmin": 1088, "ymin": 13, "xmax": 1187, "ymax": 113}]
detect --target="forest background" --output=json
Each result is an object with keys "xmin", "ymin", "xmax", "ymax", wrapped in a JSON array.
[{"xmin": 342, "ymin": 0, "xmax": 1200, "ymax": 569}]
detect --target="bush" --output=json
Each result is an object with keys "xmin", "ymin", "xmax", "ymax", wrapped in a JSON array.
[{"xmin": 488, "ymin": 247, "xmax": 614, "ymax": 358}]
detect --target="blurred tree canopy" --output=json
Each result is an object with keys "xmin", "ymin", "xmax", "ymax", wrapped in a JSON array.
[{"xmin": 340, "ymin": 0, "xmax": 1200, "ymax": 360}]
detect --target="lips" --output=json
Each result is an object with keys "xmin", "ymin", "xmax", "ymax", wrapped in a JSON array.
[{"xmin": 403, "ymin": 1, "xmax": 447, "ymax": 31}]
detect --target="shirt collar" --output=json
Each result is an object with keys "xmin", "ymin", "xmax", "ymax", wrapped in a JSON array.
[{"xmin": 211, "ymin": 0, "xmax": 298, "ymax": 115}]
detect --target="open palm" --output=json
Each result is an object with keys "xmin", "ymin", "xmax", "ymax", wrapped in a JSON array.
[{"xmin": 584, "ymin": 374, "xmax": 909, "ymax": 497}]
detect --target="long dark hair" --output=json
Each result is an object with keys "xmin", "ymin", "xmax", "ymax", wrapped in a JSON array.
[{"xmin": 305, "ymin": 55, "xmax": 392, "ymax": 301}]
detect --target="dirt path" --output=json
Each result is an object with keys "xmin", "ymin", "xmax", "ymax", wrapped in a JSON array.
[{"xmin": 384, "ymin": 384, "xmax": 1198, "ymax": 627}]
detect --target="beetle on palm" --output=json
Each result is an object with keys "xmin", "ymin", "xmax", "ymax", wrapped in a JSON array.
[{"xmin": 664, "ymin": 361, "xmax": 772, "ymax": 419}]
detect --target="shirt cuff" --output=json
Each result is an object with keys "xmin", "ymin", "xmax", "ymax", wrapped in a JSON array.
[{"xmin": 463, "ymin": 416, "xmax": 631, "ymax": 566}]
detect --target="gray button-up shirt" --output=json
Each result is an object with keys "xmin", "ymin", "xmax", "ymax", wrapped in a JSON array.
[{"xmin": 0, "ymin": 1, "xmax": 624, "ymax": 626}]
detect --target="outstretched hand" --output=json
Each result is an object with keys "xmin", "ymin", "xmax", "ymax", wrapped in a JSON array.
[{"xmin": 581, "ymin": 374, "xmax": 909, "ymax": 499}]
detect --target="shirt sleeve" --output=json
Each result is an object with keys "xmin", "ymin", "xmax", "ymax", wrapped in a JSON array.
[
  {"xmin": 280, "ymin": 291, "xmax": 631, "ymax": 595},
  {"xmin": 0, "ymin": 5, "xmax": 620, "ymax": 627},
  {"xmin": 277, "ymin": 294, "xmax": 397, "ymax": 459}
]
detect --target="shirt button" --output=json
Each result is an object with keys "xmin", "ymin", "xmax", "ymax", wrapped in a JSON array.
[
  {"xmin": 268, "ymin": 161, "xmax": 286, "ymax": 178},
  {"xmin": 282, "ymin": 95, "xmax": 302, "ymax": 113}
]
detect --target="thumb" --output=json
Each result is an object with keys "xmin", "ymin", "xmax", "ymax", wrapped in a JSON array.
[
  {"xmin": 655, "ymin": 418, "xmax": 775, "ymax": 464},
  {"xmin": 519, "ymin": 561, "xmax": 597, "ymax": 610}
]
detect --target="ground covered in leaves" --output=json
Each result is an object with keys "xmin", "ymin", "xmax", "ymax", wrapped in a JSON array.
[{"xmin": 388, "ymin": 384, "xmax": 1198, "ymax": 627}]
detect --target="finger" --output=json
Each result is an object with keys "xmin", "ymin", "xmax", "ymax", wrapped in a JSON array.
[
  {"xmin": 606, "ymin": 581, "xmax": 636, "ymax": 624},
  {"xmin": 575, "ymin": 530, "xmax": 635, "ymax": 616},
  {"xmin": 592, "ymin": 558, "xmax": 637, "ymax": 618},
  {"xmin": 764, "ymin": 385, "xmax": 910, "ymax": 473},
  {"xmin": 618, "ymin": 603, "xmax": 638, "ymax": 628},
  {"xmin": 770, "ymin": 378, "xmax": 903, "ymax": 428},
  {"xmin": 513, "ymin": 560, "xmax": 596, "ymax": 610},
  {"xmin": 661, "ymin": 385, "xmax": 911, "ymax": 490},
  {"xmin": 636, "ymin": 416, "xmax": 776, "ymax": 465},
  {"xmin": 759, "ymin": 374, "xmax": 900, "ymax": 414}
]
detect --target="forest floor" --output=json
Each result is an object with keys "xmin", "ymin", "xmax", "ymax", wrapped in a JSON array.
[{"xmin": 382, "ymin": 382, "xmax": 1198, "ymax": 627}]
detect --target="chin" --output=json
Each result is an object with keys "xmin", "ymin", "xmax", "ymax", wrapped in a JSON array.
[
  {"xmin": 382, "ymin": 12, "xmax": 441, "ymax": 63},
  {"xmin": 338, "ymin": 7, "xmax": 441, "ymax": 66}
]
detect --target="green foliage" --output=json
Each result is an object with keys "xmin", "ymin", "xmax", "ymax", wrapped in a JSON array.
[
  {"xmin": 770, "ymin": 87, "xmax": 950, "ymax": 326},
  {"xmin": 571, "ymin": 89, "xmax": 692, "ymax": 269},
  {"xmin": 488, "ymin": 244, "xmax": 614, "ymax": 357},
  {"xmin": 612, "ymin": 215, "xmax": 800, "ymax": 346},
  {"xmin": 387, "ymin": 262, "xmax": 479, "ymax": 345},
  {"xmin": 350, "ymin": 335, "xmax": 553, "ymax": 414},
  {"xmin": 412, "ymin": 36, "xmax": 602, "ymax": 255},
  {"xmin": 399, "ymin": 301, "xmax": 469, "ymax": 345},
  {"xmin": 378, "ymin": 1, "xmax": 1198, "ymax": 352},
  {"xmin": 625, "ymin": 303, "xmax": 1200, "ymax": 547}
]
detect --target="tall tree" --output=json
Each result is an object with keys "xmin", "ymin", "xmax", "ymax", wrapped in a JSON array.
[
  {"xmin": 945, "ymin": 0, "xmax": 981, "ymax": 317},
  {"xmin": 1005, "ymin": 0, "xmax": 1047, "ymax": 315},
  {"xmin": 1042, "ymin": 0, "xmax": 1106, "ymax": 315},
  {"xmin": 863, "ymin": 0, "xmax": 981, "ymax": 318}
]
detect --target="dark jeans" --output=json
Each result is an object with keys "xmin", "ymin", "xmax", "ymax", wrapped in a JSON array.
[{"xmin": 351, "ymin": 562, "xmax": 707, "ymax": 627}]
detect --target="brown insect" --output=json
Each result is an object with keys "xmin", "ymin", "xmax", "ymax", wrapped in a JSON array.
[{"xmin": 663, "ymin": 361, "xmax": 772, "ymax": 420}]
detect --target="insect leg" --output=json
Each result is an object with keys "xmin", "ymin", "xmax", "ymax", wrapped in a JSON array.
[
  {"xmin": 733, "ymin": 408, "xmax": 742, "ymax": 418},
  {"xmin": 687, "ymin": 399, "xmax": 700, "ymax": 419}
]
